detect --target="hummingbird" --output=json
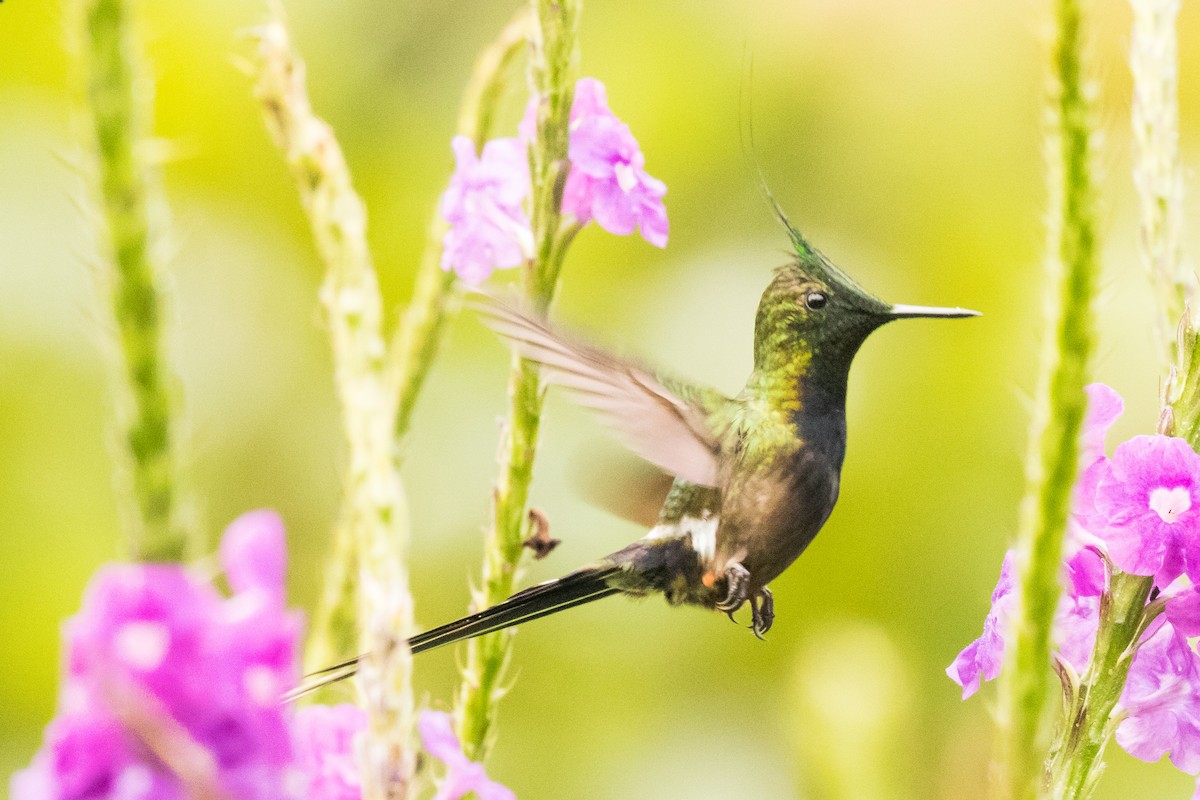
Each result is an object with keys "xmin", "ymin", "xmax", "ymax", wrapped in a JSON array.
[{"xmin": 293, "ymin": 216, "xmax": 978, "ymax": 699}]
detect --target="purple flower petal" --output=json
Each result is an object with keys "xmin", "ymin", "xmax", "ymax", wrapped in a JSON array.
[
  {"xmin": 418, "ymin": 711, "xmax": 463, "ymax": 765},
  {"xmin": 18, "ymin": 514, "xmax": 306, "ymax": 799},
  {"xmin": 1065, "ymin": 547, "xmax": 1106, "ymax": 598},
  {"xmin": 1094, "ymin": 435, "xmax": 1200, "ymax": 587},
  {"xmin": 440, "ymin": 135, "xmax": 533, "ymax": 285},
  {"xmin": 570, "ymin": 77, "xmax": 610, "ymax": 120},
  {"xmin": 1167, "ymin": 586, "xmax": 1200, "ymax": 637},
  {"xmin": 294, "ymin": 704, "xmax": 366, "ymax": 800},
  {"xmin": 1117, "ymin": 620, "xmax": 1200, "ymax": 774},
  {"xmin": 220, "ymin": 510, "xmax": 287, "ymax": 599},
  {"xmin": 1081, "ymin": 383, "xmax": 1124, "ymax": 466},
  {"xmin": 1055, "ymin": 593, "xmax": 1101, "ymax": 674},
  {"xmin": 948, "ymin": 546, "xmax": 1107, "ymax": 698},
  {"xmin": 561, "ymin": 77, "xmax": 668, "ymax": 248},
  {"xmin": 1073, "ymin": 384, "xmax": 1125, "ymax": 527},
  {"xmin": 947, "ymin": 552, "xmax": 1016, "ymax": 699},
  {"xmin": 419, "ymin": 711, "xmax": 514, "ymax": 800}
]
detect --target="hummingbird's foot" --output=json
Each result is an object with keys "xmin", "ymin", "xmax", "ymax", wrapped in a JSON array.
[
  {"xmin": 749, "ymin": 587, "xmax": 774, "ymax": 639},
  {"xmin": 715, "ymin": 562, "xmax": 751, "ymax": 613}
]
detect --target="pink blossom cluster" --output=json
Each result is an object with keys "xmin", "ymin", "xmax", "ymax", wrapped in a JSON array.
[
  {"xmin": 11, "ymin": 511, "xmax": 303, "ymax": 800},
  {"xmin": 11, "ymin": 512, "xmax": 511, "ymax": 800},
  {"xmin": 948, "ymin": 384, "xmax": 1200, "ymax": 786},
  {"xmin": 441, "ymin": 77, "xmax": 668, "ymax": 284}
]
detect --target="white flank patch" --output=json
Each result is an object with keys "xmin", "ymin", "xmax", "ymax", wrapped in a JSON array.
[
  {"xmin": 113, "ymin": 621, "xmax": 170, "ymax": 672},
  {"xmin": 683, "ymin": 514, "xmax": 719, "ymax": 563},
  {"xmin": 643, "ymin": 524, "xmax": 674, "ymax": 541},
  {"xmin": 643, "ymin": 515, "xmax": 720, "ymax": 563}
]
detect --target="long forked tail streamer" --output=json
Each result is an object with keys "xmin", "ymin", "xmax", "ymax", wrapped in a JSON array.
[{"xmin": 283, "ymin": 567, "xmax": 621, "ymax": 703}]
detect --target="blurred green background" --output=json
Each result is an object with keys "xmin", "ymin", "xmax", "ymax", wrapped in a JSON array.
[{"xmin": 3, "ymin": 0, "xmax": 1200, "ymax": 798}]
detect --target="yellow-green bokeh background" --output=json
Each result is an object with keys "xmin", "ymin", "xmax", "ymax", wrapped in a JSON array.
[{"xmin": 3, "ymin": 1, "xmax": 1200, "ymax": 797}]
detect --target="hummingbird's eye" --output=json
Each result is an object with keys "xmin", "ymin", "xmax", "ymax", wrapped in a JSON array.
[{"xmin": 805, "ymin": 291, "xmax": 828, "ymax": 310}]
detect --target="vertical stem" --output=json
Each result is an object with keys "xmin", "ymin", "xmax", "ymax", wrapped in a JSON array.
[
  {"xmin": 1165, "ymin": 314, "xmax": 1200, "ymax": 445},
  {"xmin": 253, "ymin": 17, "xmax": 414, "ymax": 799},
  {"xmin": 1049, "ymin": 572, "xmax": 1155, "ymax": 799},
  {"xmin": 388, "ymin": 6, "xmax": 534, "ymax": 439},
  {"xmin": 1042, "ymin": 4, "xmax": 1188, "ymax": 797},
  {"xmin": 995, "ymin": 0, "xmax": 1099, "ymax": 797},
  {"xmin": 1130, "ymin": 0, "xmax": 1187, "ymax": 365},
  {"xmin": 80, "ymin": 0, "xmax": 191, "ymax": 563},
  {"xmin": 455, "ymin": 0, "xmax": 580, "ymax": 762},
  {"xmin": 526, "ymin": 0, "xmax": 579, "ymax": 308},
  {"xmin": 305, "ymin": 6, "xmax": 533, "ymax": 676}
]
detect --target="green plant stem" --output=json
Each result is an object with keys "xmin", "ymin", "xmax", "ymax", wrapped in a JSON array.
[
  {"xmin": 304, "ymin": 5, "xmax": 533, "ymax": 678},
  {"xmin": 389, "ymin": 6, "xmax": 533, "ymax": 438},
  {"xmin": 1165, "ymin": 314, "xmax": 1200, "ymax": 444},
  {"xmin": 253, "ymin": 16, "xmax": 414, "ymax": 798},
  {"xmin": 1048, "ymin": 572, "xmax": 1156, "ymax": 799},
  {"xmin": 456, "ymin": 0, "xmax": 580, "ymax": 762},
  {"xmin": 1040, "ymin": 2, "xmax": 1189, "ymax": 796},
  {"xmin": 526, "ymin": 0, "xmax": 579, "ymax": 307},
  {"xmin": 995, "ymin": 0, "xmax": 1098, "ymax": 796},
  {"xmin": 81, "ymin": 0, "xmax": 191, "ymax": 563}
]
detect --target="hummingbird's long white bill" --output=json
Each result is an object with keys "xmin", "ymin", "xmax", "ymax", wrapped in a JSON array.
[{"xmin": 889, "ymin": 303, "xmax": 981, "ymax": 319}]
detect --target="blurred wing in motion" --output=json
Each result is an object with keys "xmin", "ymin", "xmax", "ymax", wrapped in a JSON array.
[
  {"xmin": 473, "ymin": 295, "xmax": 730, "ymax": 487},
  {"xmin": 570, "ymin": 442, "xmax": 677, "ymax": 528}
]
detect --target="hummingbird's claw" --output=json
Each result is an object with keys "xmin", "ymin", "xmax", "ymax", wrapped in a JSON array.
[
  {"xmin": 749, "ymin": 587, "xmax": 774, "ymax": 639},
  {"xmin": 715, "ymin": 563, "xmax": 750, "ymax": 613}
]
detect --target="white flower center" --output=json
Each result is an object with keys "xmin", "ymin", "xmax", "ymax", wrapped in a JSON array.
[
  {"xmin": 113, "ymin": 621, "xmax": 170, "ymax": 671},
  {"xmin": 244, "ymin": 665, "xmax": 279, "ymax": 706},
  {"xmin": 614, "ymin": 162, "xmax": 638, "ymax": 192},
  {"xmin": 1149, "ymin": 486, "xmax": 1192, "ymax": 523},
  {"xmin": 114, "ymin": 765, "xmax": 154, "ymax": 796}
]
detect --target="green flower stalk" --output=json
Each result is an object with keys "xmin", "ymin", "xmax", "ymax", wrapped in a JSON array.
[
  {"xmin": 1040, "ymin": 3, "xmax": 1190, "ymax": 797},
  {"xmin": 455, "ymin": 0, "xmax": 581, "ymax": 761},
  {"xmin": 79, "ymin": 0, "xmax": 192, "ymax": 563},
  {"xmin": 1046, "ymin": 572, "xmax": 1157, "ymax": 799},
  {"xmin": 305, "ymin": 5, "xmax": 534, "ymax": 677},
  {"xmin": 995, "ymin": 0, "xmax": 1099, "ymax": 796},
  {"xmin": 1039, "ymin": 3, "xmax": 1191, "ymax": 796},
  {"xmin": 1041, "ymin": 3, "xmax": 1190, "ymax": 796},
  {"xmin": 389, "ymin": 6, "xmax": 534, "ymax": 439},
  {"xmin": 1165, "ymin": 312, "xmax": 1200, "ymax": 445},
  {"xmin": 252, "ymin": 16, "xmax": 415, "ymax": 799}
]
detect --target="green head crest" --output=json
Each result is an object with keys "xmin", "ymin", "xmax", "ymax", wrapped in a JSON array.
[{"xmin": 753, "ymin": 202, "xmax": 978, "ymax": 371}]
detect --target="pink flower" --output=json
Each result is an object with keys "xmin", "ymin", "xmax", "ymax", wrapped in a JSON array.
[
  {"xmin": 419, "ymin": 712, "xmax": 514, "ymax": 800},
  {"xmin": 947, "ymin": 552, "xmax": 1017, "ymax": 699},
  {"xmin": 12, "ymin": 511, "xmax": 304, "ymax": 800},
  {"xmin": 1166, "ymin": 585, "xmax": 1200, "ymax": 636},
  {"xmin": 1074, "ymin": 383, "xmax": 1125, "ymax": 524},
  {"xmin": 1081, "ymin": 383, "xmax": 1125, "ymax": 466},
  {"xmin": 1065, "ymin": 546, "xmax": 1107, "ymax": 598},
  {"xmin": 1116, "ymin": 620, "xmax": 1200, "ymax": 774},
  {"xmin": 947, "ymin": 547, "xmax": 1106, "ymax": 699},
  {"xmin": 950, "ymin": 387, "xmax": 1129, "ymax": 700},
  {"xmin": 1093, "ymin": 435, "xmax": 1200, "ymax": 587},
  {"xmin": 1055, "ymin": 548, "xmax": 1105, "ymax": 672},
  {"xmin": 440, "ymin": 136, "xmax": 533, "ymax": 284},
  {"xmin": 560, "ymin": 78, "xmax": 668, "ymax": 247},
  {"xmin": 294, "ymin": 704, "xmax": 366, "ymax": 800},
  {"xmin": 221, "ymin": 509, "xmax": 288, "ymax": 600}
]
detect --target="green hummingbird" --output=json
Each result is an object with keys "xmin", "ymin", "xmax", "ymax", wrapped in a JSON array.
[{"xmin": 293, "ymin": 217, "xmax": 978, "ymax": 698}]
